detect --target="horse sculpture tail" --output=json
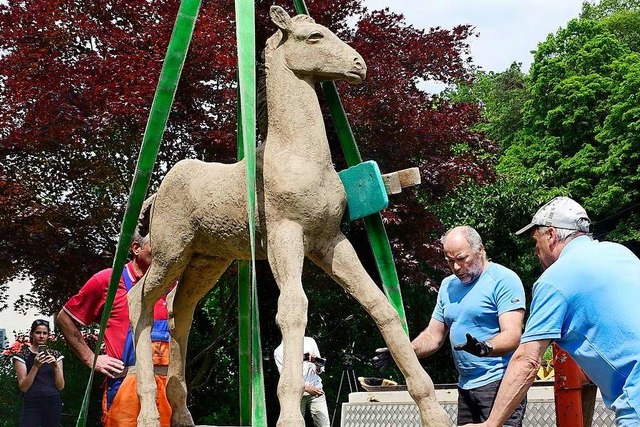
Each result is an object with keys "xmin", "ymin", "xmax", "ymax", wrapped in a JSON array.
[{"xmin": 137, "ymin": 193, "xmax": 157, "ymax": 238}]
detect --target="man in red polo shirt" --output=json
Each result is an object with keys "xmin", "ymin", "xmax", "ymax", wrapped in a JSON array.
[{"xmin": 57, "ymin": 233, "xmax": 172, "ymax": 427}]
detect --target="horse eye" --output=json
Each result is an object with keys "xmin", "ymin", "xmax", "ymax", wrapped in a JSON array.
[{"xmin": 307, "ymin": 32, "xmax": 324, "ymax": 43}]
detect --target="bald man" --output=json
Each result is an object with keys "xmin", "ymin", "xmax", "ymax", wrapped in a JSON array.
[{"xmin": 374, "ymin": 226, "xmax": 526, "ymax": 425}]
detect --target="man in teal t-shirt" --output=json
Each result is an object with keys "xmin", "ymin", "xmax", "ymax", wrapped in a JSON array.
[
  {"xmin": 463, "ymin": 197, "xmax": 640, "ymax": 427},
  {"xmin": 373, "ymin": 226, "xmax": 526, "ymax": 426}
]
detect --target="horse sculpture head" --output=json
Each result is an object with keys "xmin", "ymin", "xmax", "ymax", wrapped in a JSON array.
[{"xmin": 266, "ymin": 5, "xmax": 366, "ymax": 84}]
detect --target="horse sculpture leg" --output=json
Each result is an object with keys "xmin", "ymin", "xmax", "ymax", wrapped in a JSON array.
[
  {"xmin": 166, "ymin": 256, "xmax": 231, "ymax": 427},
  {"xmin": 309, "ymin": 233, "xmax": 450, "ymax": 427},
  {"xmin": 268, "ymin": 220, "xmax": 308, "ymax": 427},
  {"xmin": 130, "ymin": 255, "xmax": 188, "ymax": 427}
]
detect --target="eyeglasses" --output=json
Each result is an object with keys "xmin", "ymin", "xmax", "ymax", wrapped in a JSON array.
[{"xmin": 33, "ymin": 319, "xmax": 50, "ymax": 327}]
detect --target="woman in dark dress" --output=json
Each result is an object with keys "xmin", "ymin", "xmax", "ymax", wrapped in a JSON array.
[{"xmin": 12, "ymin": 319, "xmax": 65, "ymax": 427}]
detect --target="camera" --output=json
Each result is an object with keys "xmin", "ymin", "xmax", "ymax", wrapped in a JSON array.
[{"xmin": 303, "ymin": 353, "xmax": 326, "ymax": 367}]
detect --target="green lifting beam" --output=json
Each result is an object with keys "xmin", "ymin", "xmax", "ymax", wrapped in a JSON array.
[
  {"xmin": 75, "ymin": 0, "xmax": 202, "ymax": 426},
  {"xmin": 235, "ymin": 0, "xmax": 267, "ymax": 424},
  {"xmin": 292, "ymin": 0, "xmax": 409, "ymax": 335}
]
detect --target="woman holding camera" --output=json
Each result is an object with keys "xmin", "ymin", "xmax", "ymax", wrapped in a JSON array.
[{"xmin": 12, "ymin": 319, "xmax": 65, "ymax": 427}]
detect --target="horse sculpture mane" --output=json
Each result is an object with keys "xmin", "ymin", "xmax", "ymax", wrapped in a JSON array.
[{"xmin": 128, "ymin": 6, "xmax": 449, "ymax": 427}]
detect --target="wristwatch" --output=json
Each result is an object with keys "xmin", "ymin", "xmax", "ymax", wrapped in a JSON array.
[{"xmin": 483, "ymin": 340, "xmax": 494, "ymax": 355}]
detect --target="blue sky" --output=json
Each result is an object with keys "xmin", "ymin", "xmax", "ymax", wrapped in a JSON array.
[{"xmin": 363, "ymin": 0, "xmax": 585, "ymax": 73}]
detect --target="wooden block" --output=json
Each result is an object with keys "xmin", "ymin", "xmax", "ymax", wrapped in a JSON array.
[
  {"xmin": 396, "ymin": 167, "xmax": 421, "ymax": 188},
  {"xmin": 381, "ymin": 172, "xmax": 402, "ymax": 195}
]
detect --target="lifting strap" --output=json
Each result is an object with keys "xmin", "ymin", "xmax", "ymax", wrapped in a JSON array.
[{"xmin": 235, "ymin": 0, "xmax": 268, "ymax": 424}]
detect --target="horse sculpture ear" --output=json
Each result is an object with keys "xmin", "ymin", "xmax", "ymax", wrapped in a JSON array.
[{"xmin": 270, "ymin": 5, "xmax": 292, "ymax": 31}]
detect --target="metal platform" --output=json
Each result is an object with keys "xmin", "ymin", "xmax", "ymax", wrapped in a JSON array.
[{"xmin": 341, "ymin": 384, "xmax": 616, "ymax": 427}]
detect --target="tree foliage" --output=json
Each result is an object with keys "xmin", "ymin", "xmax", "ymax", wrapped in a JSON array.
[
  {"xmin": 581, "ymin": 0, "xmax": 640, "ymax": 20},
  {"xmin": 581, "ymin": 1, "xmax": 640, "ymax": 53},
  {"xmin": 499, "ymin": 18, "xmax": 640, "ymax": 245},
  {"xmin": 446, "ymin": 62, "xmax": 529, "ymax": 153},
  {"xmin": 0, "ymin": 0, "xmax": 491, "ymax": 423},
  {"xmin": 0, "ymin": 0, "xmax": 491, "ymax": 314}
]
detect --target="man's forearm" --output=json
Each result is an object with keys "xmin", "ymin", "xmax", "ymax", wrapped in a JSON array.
[
  {"xmin": 412, "ymin": 329, "xmax": 443, "ymax": 358},
  {"xmin": 485, "ymin": 345, "xmax": 541, "ymax": 427},
  {"xmin": 486, "ymin": 329, "xmax": 521, "ymax": 356},
  {"xmin": 57, "ymin": 309, "xmax": 94, "ymax": 367}
]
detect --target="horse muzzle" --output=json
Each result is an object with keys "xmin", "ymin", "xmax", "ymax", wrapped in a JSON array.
[{"xmin": 346, "ymin": 58, "xmax": 367, "ymax": 83}]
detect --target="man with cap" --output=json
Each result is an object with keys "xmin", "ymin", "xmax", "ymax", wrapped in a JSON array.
[{"xmin": 463, "ymin": 196, "xmax": 640, "ymax": 427}]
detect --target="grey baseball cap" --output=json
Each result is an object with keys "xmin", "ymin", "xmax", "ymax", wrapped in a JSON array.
[{"xmin": 515, "ymin": 196, "xmax": 590, "ymax": 235}]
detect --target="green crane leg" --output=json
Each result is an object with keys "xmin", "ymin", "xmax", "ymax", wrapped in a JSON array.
[
  {"xmin": 293, "ymin": 0, "xmax": 409, "ymax": 335},
  {"xmin": 75, "ymin": 1, "xmax": 202, "ymax": 426}
]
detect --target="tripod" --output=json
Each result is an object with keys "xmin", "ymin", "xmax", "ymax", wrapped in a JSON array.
[{"xmin": 330, "ymin": 354, "xmax": 359, "ymax": 427}]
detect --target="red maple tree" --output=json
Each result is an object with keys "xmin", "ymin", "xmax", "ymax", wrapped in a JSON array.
[{"xmin": 0, "ymin": 0, "xmax": 494, "ymax": 313}]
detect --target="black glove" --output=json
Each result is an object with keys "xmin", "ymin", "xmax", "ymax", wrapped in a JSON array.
[
  {"xmin": 371, "ymin": 347, "xmax": 395, "ymax": 371},
  {"xmin": 453, "ymin": 333, "xmax": 492, "ymax": 357}
]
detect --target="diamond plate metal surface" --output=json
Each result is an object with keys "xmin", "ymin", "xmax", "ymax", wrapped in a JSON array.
[{"xmin": 341, "ymin": 400, "xmax": 616, "ymax": 426}]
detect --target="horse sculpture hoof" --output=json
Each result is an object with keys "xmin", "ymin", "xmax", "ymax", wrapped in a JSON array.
[{"xmin": 171, "ymin": 408, "xmax": 195, "ymax": 427}]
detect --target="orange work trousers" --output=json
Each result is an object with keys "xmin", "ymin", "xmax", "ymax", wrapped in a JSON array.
[{"xmin": 102, "ymin": 373, "xmax": 171, "ymax": 427}]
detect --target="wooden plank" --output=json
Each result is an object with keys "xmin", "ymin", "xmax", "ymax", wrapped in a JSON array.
[{"xmin": 396, "ymin": 167, "xmax": 421, "ymax": 188}]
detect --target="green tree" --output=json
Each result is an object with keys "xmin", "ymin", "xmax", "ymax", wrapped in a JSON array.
[
  {"xmin": 581, "ymin": 0, "xmax": 640, "ymax": 20},
  {"xmin": 581, "ymin": 1, "xmax": 640, "ymax": 52},
  {"xmin": 499, "ymin": 19, "xmax": 640, "ymax": 247},
  {"xmin": 602, "ymin": 10, "xmax": 640, "ymax": 52},
  {"xmin": 590, "ymin": 53, "xmax": 640, "ymax": 242},
  {"xmin": 446, "ymin": 62, "xmax": 529, "ymax": 152}
]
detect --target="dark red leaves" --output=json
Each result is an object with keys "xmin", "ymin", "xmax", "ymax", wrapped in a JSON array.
[{"xmin": 0, "ymin": 0, "xmax": 492, "ymax": 310}]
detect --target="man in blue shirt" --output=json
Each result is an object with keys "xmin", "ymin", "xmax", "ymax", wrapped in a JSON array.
[
  {"xmin": 464, "ymin": 197, "xmax": 640, "ymax": 427},
  {"xmin": 373, "ymin": 226, "xmax": 526, "ymax": 425}
]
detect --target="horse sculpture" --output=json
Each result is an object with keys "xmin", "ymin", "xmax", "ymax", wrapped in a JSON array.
[{"xmin": 128, "ymin": 6, "xmax": 450, "ymax": 427}]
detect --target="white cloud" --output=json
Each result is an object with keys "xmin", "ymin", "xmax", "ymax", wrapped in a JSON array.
[{"xmin": 363, "ymin": 0, "xmax": 584, "ymax": 72}]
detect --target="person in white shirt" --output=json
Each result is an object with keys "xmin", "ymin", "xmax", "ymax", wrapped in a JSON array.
[{"xmin": 274, "ymin": 336, "xmax": 330, "ymax": 427}]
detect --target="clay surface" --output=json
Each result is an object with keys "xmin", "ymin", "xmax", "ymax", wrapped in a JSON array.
[{"xmin": 128, "ymin": 6, "xmax": 449, "ymax": 426}]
